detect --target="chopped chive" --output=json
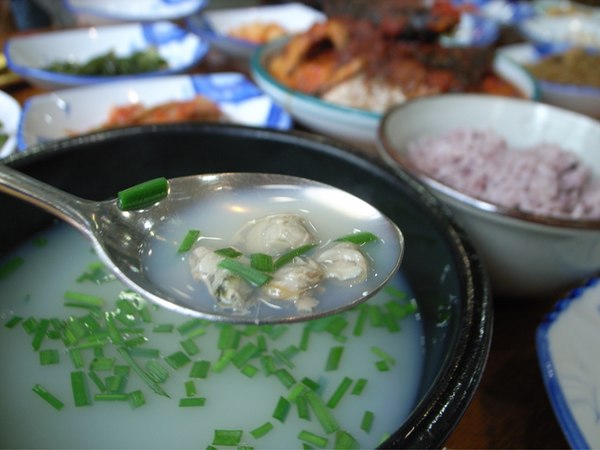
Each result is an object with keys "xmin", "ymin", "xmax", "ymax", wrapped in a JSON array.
[
  {"xmin": 164, "ymin": 351, "xmax": 191, "ymax": 370},
  {"xmin": 298, "ymin": 430, "xmax": 328, "ymax": 448},
  {"xmin": 71, "ymin": 371, "xmax": 91, "ymax": 407},
  {"xmin": 231, "ymin": 342, "xmax": 260, "ymax": 368},
  {"xmin": 325, "ymin": 346, "xmax": 344, "ymax": 371},
  {"xmin": 212, "ymin": 429, "xmax": 243, "ymax": 446},
  {"xmin": 335, "ymin": 231, "xmax": 379, "ymax": 245},
  {"xmin": 375, "ymin": 360, "xmax": 390, "ymax": 372},
  {"xmin": 361, "ymin": 410, "xmax": 374, "ymax": 433},
  {"xmin": 326, "ymin": 376, "xmax": 353, "ymax": 408},
  {"xmin": 296, "ymin": 395, "xmax": 310, "ymax": 420},
  {"xmin": 250, "ymin": 422, "xmax": 274, "ymax": 439},
  {"xmin": 21, "ymin": 316, "xmax": 38, "ymax": 334},
  {"xmin": 275, "ymin": 368, "xmax": 297, "ymax": 389},
  {"xmin": 64, "ymin": 291, "xmax": 105, "ymax": 309},
  {"xmin": 117, "ymin": 177, "xmax": 169, "ymax": 211},
  {"xmin": 179, "ymin": 397, "xmax": 206, "ymax": 407},
  {"xmin": 117, "ymin": 347, "xmax": 170, "ymax": 398},
  {"xmin": 368, "ymin": 305, "xmax": 385, "ymax": 327},
  {"xmin": 4, "ymin": 315, "xmax": 23, "ymax": 329},
  {"xmin": 127, "ymin": 347, "xmax": 160, "ymax": 358},
  {"xmin": 351, "ymin": 378, "xmax": 368, "ymax": 396},
  {"xmin": 0, "ymin": 256, "xmax": 25, "ymax": 280},
  {"xmin": 272, "ymin": 348, "xmax": 295, "ymax": 369},
  {"xmin": 39, "ymin": 349, "xmax": 60, "ymax": 365},
  {"xmin": 122, "ymin": 335, "xmax": 147, "ymax": 348},
  {"xmin": 31, "ymin": 318, "xmax": 50, "ymax": 351},
  {"xmin": 68, "ymin": 348, "xmax": 85, "ymax": 369},
  {"xmin": 90, "ymin": 356, "xmax": 115, "ymax": 371},
  {"xmin": 129, "ymin": 389, "xmax": 146, "ymax": 408},
  {"xmin": 250, "ymin": 253, "xmax": 274, "ymax": 272},
  {"xmin": 105, "ymin": 374, "xmax": 127, "ymax": 393},
  {"xmin": 240, "ymin": 363, "xmax": 259, "ymax": 378},
  {"xmin": 218, "ymin": 258, "xmax": 272, "ymax": 286},
  {"xmin": 95, "ymin": 393, "xmax": 129, "ymax": 401},
  {"xmin": 262, "ymin": 324, "xmax": 288, "ymax": 340},
  {"xmin": 114, "ymin": 365, "xmax": 130, "ymax": 376},
  {"xmin": 153, "ymin": 323, "xmax": 175, "ymax": 333},
  {"xmin": 32, "ymin": 384, "xmax": 64, "ymax": 410},
  {"xmin": 260, "ymin": 355, "xmax": 277, "ymax": 376},
  {"xmin": 189, "ymin": 360, "xmax": 211, "ymax": 379},
  {"xmin": 145, "ymin": 359, "xmax": 170, "ymax": 384},
  {"xmin": 185, "ymin": 380, "xmax": 197, "ymax": 397},
  {"xmin": 301, "ymin": 377, "xmax": 321, "ymax": 392},
  {"xmin": 371, "ymin": 346, "xmax": 395, "ymax": 366},
  {"xmin": 287, "ymin": 383, "xmax": 309, "ymax": 403},
  {"xmin": 334, "ymin": 430, "xmax": 360, "ymax": 449},
  {"xmin": 272, "ymin": 396, "xmax": 291, "ymax": 423},
  {"xmin": 217, "ymin": 325, "xmax": 241, "ymax": 350},
  {"xmin": 88, "ymin": 371, "xmax": 107, "ymax": 392},
  {"xmin": 180, "ymin": 338, "xmax": 200, "ymax": 356},
  {"xmin": 304, "ymin": 390, "xmax": 339, "ymax": 434},
  {"xmin": 212, "ymin": 348, "xmax": 235, "ymax": 373},
  {"xmin": 325, "ymin": 316, "xmax": 348, "ymax": 337},
  {"xmin": 299, "ymin": 326, "xmax": 311, "ymax": 351},
  {"xmin": 177, "ymin": 318, "xmax": 207, "ymax": 338},
  {"xmin": 214, "ymin": 247, "xmax": 243, "ymax": 258},
  {"xmin": 256, "ymin": 334, "xmax": 267, "ymax": 353},
  {"xmin": 178, "ymin": 229, "xmax": 201, "ymax": 253},
  {"xmin": 273, "ymin": 244, "xmax": 317, "ymax": 270}
]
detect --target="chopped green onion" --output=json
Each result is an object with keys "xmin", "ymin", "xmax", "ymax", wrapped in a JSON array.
[
  {"xmin": 250, "ymin": 422, "xmax": 274, "ymax": 439},
  {"xmin": 129, "ymin": 389, "xmax": 146, "ymax": 408},
  {"xmin": 273, "ymin": 244, "xmax": 317, "ymax": 270},
  {"xmin": 371, "ymin": 346, "xmax": 395, "ymax": 366},
  {"xmin": 31, "ymin": 318, "xmax": 50, "ymax": 351},
  {"xmin": 95, "ymin": 393, "xmax": 129, "ymax": 401},
  {"xmin": 240, "ymin": 364, "xmax": 259, "ymax": 378},
  {"xmin": 88, "ymin": 371, "xmax": 106, "ymax": 393},
  {"xmin": 39, "ymin": 349, "xmax": 60, "ymax": 365},
  {"xmin": 4, "ymin": 315, "xmax": 23, "ymax": 329},
  {"xmin": 68, "ymin": 348, "xmax": 85, "ymax": 369},
  {"xmin": 105, "ymin": 374, "xmax": 127, "ymax": 393},
  {"xmin": 180, "ymin": 338, "xmax": 200, "ymax": 356},
  {"xmin": 375, "ymin": 360, "xmax": 390, "ymax": 372},
  {"xmin": 70, "ymin": 371, "xmax": 91, "ymax": 407},
  {"xmin": 272, "ymin": 396, "xmax": 291, "ymax": 423},
  {"xmin": 325, "ymin": 316, "xmax": 349, "ymax": 337},
  {"xmin": 189, "ymin": 360, "xmax": 211, "ymax": 379},
  {"xmin": 218, "ymin": 258, "xmax": 272, "ymax": 286},
  {"xmin": 184, "ymin": 380, "xmax": 197, "ymax": 397},
  {"xmin": 334, "ymin": 430, "xmax": 360, "ymax": 449},
  {"xmin": 21, "ymin": 316, "xmax": 38, "ymax": 335},
  {"xmin": 326, "ymin": 376, "xmax": 353, "ymax": 409},
  {"xmin": 368, "ymin": 305, "xmax": 385, "ymax": 327},
  {"xmin": 164, "ymin": 351, "xmax": 191, "ymax": 370},
  {"xmin": 217, "ymin": 324, "xmax": 241, "ymax": 350},
  {"xmin": 334, "ymin": 231, "xmax": 379, "ymax": 245},
  {"xmin": 325, "ymin": 346, "xmax": 344, "ymax": 371},
  {"xmin": 212, "ymin": 348, "xmax": 235, "ymax": 373},
  {"xmin": 153, "ymin": 323, "xmax": 175, "ymax": 333},
  {"xmin": 117, "ymin": 177, "xmax": 168, "ymax": 211},
  {"xmin": 117, "ymin": 347, "xmax": 170, "ymax": 398},
  {"xmin": 296, "ymin": 395, "xmax": 310, "ymax": 421},
  {"xmin": 178, "ymin": 229, "xmax": 201, "ymax": 253},
  {"xmin": 250, "ymin": 253, "xmax": 274, "ymax": 272},
  {"xmin": 275, "ymin": 368, "xmax": 297, "ymax": 389},
  {"xmin": 0, "ymin": 256, "xmax": 24, "ymax": 281},
  {"xmin": 260, "ymin": 355, "xmax": 277, "ymax": 376},
  {"xmin": 287, "ymin": 383, "xmax": 309, "ymax": 403},
  {"xmin": 32, "ymin": 384, "xmax": 64, "ymax": 410},
  {"xmin": 361, "ymin": 410, "xmax": 374, "ymax": 433},
  {"xmin": 179, "ymin": 397, "xmax": 206, "ymax": 407},
  {"xmin": 298, "ymin": 430, "xmax": 328, "ymax": 448},
  {"xmin": 177, "ymin": 318, "xmax": 207, "ymax": 338},
  {"xmin": 90, "ymin": 356, "xmax": 115, "ymax": 371},
  {"xmin": 64, "ymin": 291, "xmax": 105, "ymax": 309},
  {"xmin": 304, "ymin": 390, "xmax": 339, "ymax": 434},
  {"xmin": 301, "ymin": 377, "xmax": 321, "ymax": 392},
  {"xmin": 214, "ymin": 247, "xmax": 243, "ymax": 258},
  {"xmin": 145, "ymin": 359, "xmax": 170, "ymax": 384},
  {"xmin": 127, "ymin": 347, "xmax": 160, "ymax": 358},
  {"xmin": 231, "ymin": 342, "xmax": 260, "ymax": 368},
  {"xmin": 351, "ymin": 378, "xmax": 368, "ymax": 396},
  {"xmin": 212, "ymin": 429, "xmax": 243, "ymax": 446},
  {"xmin": 299, "ymin": 326, "xmax": 311, "ymax": 351}
]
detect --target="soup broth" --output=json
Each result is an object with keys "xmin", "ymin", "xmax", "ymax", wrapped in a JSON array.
[{"xmin": 0, "ymin": 223, "xmax": 423, "ymax": 449}]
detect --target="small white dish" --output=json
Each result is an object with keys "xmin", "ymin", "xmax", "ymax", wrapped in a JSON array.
[
  {"xmin": 252, "ymin": 40, "xmax": 539, "ymax": 149},
  {"xmin": 5, "ymin": 21, "xmax": 209, "ymax": 90},
  {"xmin": 537, "ymin": 276, "xmax": 600, "ymax": 448},
  {"xmin": 186, "ymin": 2, "xmax": 325, "ymax": 60},
  {"xmin": 18, "ymin": 73, "xmax": 292, "ymax": 150},
  {"xmin": 499, "ymin": 43, "xmax": 600, "ymax": 119},
  {"xmin": 519, "ymin": 14, "xmax": 600, "ymax": 54},
  {"xmin": 0, "ymin": 91, "xmax": 20, "ymax": 158},
  {"xmin": 63, "ymin": 0, "xmax": 208, "ymax": 24}
]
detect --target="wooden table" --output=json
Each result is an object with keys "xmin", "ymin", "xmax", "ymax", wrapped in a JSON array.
[{"xmin": 0, "ymin": 21, "xmax": 572, "ymax": 450}]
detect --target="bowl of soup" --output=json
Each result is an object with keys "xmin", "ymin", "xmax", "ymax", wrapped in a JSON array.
[{"xmin": 0, "ymin": 124, "xmax": 492, "ymax": 449}]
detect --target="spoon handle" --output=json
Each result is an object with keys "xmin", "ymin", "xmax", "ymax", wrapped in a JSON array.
[{"xmin": 0, "ymin": 164, "xmax": 94, "ymax": 235}]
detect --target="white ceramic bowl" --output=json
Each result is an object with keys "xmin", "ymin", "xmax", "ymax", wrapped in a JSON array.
[
  {"xmin": 451, "ymin": 0, "xmax": 535, "ymax": 25},
  {"xmin": 499, "ymin": 43, "xmax": 600, "ymax": 119},
  {"xmin": 17, "ymin": 72, "xmax": 292, "ymax": 150},
  {"xmin": 377, "ymin": 94, "xmax": 600, "ymax": 300},
  {"xmin": 519, "ymin": 14, "xmax": 600, "ymax": 54},
  {"xmin": 0, "ymin": 91, "xmax": 21, "ymax": 158},
  {"xmin": 252, "ymin": 40, "xmax": 539, "ymax": 150},
  {"xmin": 63, "ymin": 0, "xmax": 208, "ymax": 24},
  {"xmin": 4, "ymin": 22, "xmax": 209, "ymax": 90},
  {"xmin": 186, "ymin": 2, "xmax": 325, "ymax": 60}
]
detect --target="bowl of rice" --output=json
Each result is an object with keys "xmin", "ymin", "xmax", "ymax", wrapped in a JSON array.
[{"xmin": 377, "ymin": 94, "xmax": 600, "ymax": 300}]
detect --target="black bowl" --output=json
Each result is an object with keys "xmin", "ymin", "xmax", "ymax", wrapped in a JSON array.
[{"xmin": 0, "ymin": 124, "xmax": 492, "ymax": 449}]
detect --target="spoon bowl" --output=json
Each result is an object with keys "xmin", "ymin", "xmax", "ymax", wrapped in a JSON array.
[{"xmin": 0, "ymin": 165, "xmax": 403, "ymax": 324}]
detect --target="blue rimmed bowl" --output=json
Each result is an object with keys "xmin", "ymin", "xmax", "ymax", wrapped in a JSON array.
[
  {"xmin": 519, "ymin": 14, "xmax": 600, "ymax": 54},
  {"xmin": 5, "ymin": 21, "xmax": 209, "ymax": 90}
]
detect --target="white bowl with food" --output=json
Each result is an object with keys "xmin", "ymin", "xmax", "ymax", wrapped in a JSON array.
[
  {"xmin": 4, "ymin": 21, "xmax": 209, "ymax": 90},
  {"xmin": 252, "ymin": 30, "xmax": 538, "ymax": 150},
  {"xmin": 17, "ymin": 73, "xmax": 292, "ymax": 150},
  {"xmin": 519, "ymin": 14, "xmax": 600, "ymax": 54},
  {"xmin": 63, "ymin": 0, "xmax": 208, "ymax": 24},
  {"xmin": 377, "ymin": 94, "xmax": 600, "ymax": 300},
  {"xmin": 186, "ymin": 2, "xmax": 325, "ymax": 60},
  {"xmin": 0, "ymin": 91, "xmax": 20, "ymax": 159},
  {"xmin": 499, "ymin": 42, "xmax": 600, "ymax": 119}
]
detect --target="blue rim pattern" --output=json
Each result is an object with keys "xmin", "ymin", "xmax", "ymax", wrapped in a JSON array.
[
  {"xmin": 185, "ymin": 13, "xmax": 257, "ymax": 50},
  {"xmin": 62, "ymin": 0, "xmax": 208, "ymax": 21},
  {"xmin": 536, "ymin": 276, "xmax": 600, "ymax": 450}
]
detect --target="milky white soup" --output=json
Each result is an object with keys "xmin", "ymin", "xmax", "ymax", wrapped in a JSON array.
[
  {"xmin": 0, "ymin": 224, "xmax": 423, "ymax": 449},
  {"xmin": 142, "ymin": 181, "xmax": 403, "ymax": 321}
]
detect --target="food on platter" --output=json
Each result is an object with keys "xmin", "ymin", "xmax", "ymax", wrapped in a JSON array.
[
  {"xmin": 525, "ymin": 48, "xmax": 600, "ymax": 89},
  {"xmin": 227, "ymin": 21, "xmax": 287, "ymax": 44},
  {"xmin": 407, "ymin": 128, "xmax": 600, "ymax": 219},
  {"xmin": 267, "ymin": 12, "xmax": 523, "ymax": 113}
]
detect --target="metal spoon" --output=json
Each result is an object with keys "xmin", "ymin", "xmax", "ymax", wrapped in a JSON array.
[{"xmin": 0, "ymin": 165, "xmax": 403, "ymax": 324}]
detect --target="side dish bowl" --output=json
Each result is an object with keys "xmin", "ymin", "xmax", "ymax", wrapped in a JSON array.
[
  {"xmin": 499, "ymin": 43, "xmax": 600, "ymax": 119},
  {"xmin": 4, "ymin": 22, "xmax": 208, "ymax": 90},
  {"xmin": 187, "ymin": 2, "xmax": 325, "ymax": 60},
  {"xmin": 0, "ymin": 124, "xmax": 492, "ymax": 449},
  {"xmin": 377, "ymin": 94, "xmax": 600, "ymax": 300},
  {"xmin": 518, "ymin": 14, "xmax": 600, "ymax": 54},
  {"xmin": 17, "ymin": 72, "xmax": 292, "ymax": 150},
  {"xmin": 251, "ymin": 39, "xmax": 539, "ymax": 150}
]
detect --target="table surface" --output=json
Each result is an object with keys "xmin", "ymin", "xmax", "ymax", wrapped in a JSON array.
[{"xmin": 0, "ymin": 9, "xmax": 573, "ymax": 450}]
